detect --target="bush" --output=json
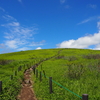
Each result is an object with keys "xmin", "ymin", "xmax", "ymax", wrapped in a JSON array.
[
  {"xmin": 67, "ymin": 64, "xmax": 84, "ymax": 80},
  {"xmin": 83, "ymin": 54, "xmax": 100, "ymax": 59},
  {"xmin": 0, "ymin": 59, "xmax": 13, "ymax": 65},
  {"xmin": 0, "ymin": 77, "xmax": 22, "ymax": 100},
  {"xmin": 67, "ymin": 56, "xmax": 78, "ymax": 61}
]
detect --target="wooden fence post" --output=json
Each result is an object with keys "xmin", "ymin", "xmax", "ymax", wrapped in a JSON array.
[
  {"xmin": 43, "ymin": 70, "xmax": 46, "ymax": 78},
  {"xmin": 49, "ymin": 77, "xmax": 53, "ymax": 94},
  {"xmin": 33, "ymin": 68, "xmax": 35, "ymax": 75},
  {"xmin": 82, "ymin": 94, "xmax": 88, "ymax": 100},
  {"xmin": 20, "ymin": 66, "xmax": 22, "ymax": 71},
  {"xmin": 36, "ymin": 69, "xmax": 38, "ymax": 78},
  {"xmin": 0, "ymin": 81, "xmax": 2, "ymax": 93},
  {"xmin": 10, "ymin": 75, "xmax": 13, "ymax": 80},
  {"xmin": 40, "ymin": 71, "xmax": 42, "ymax": 82},
  {"xmin": 14, "ymin": 71, "xmax": 17, "ymax": 76},
  {"xmin": 18, "ymin": 66, "xmax": 21, "ymax": 71}
]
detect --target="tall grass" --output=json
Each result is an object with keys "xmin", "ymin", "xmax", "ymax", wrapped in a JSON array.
[
  {"xmin": 33, "ymin": 49, "xmax": 100, "ymax": 100},
  {"xmin": 0, "ymin": 48, "xmax": 100, "ymax": 99},
  {"xmin": 0, "ymin": 48, "xmax": 59, "ymax": 99}
]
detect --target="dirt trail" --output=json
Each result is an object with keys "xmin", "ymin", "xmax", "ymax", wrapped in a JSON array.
[
  {"xmin": 17, "ymin": 68, "xmax": 37, "ymax": 100},
  {"xmin": 17, "ymin": 49, "xmax": 63, "ymax": 100}
]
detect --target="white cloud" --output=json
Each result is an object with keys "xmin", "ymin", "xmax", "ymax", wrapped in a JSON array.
[
  {"xmin": 2, "ymin": 15, "xmax": 37, "ymax": 38},
  {"xmin": 97, "ymin": 22, "xmax": 100, "ymax": 31},
  {"xmin": 8, "ymin": 22, "xmax": 20, "ymax": 26},
  {"xmin": 5, "ymin": 40, "xmax": 18, "ymax": 49},
  {"xmin": 36, "ymin": 47, "xmax": 42, "ymax": 50},
  {"xmin": 2, "ymin": 22, "xmax": 20, "ymax": 27},
  {"xmin": 2, "ymin": 15, "xmax": 17, "ymax": 22},
  {"xmin": 60, "ymin": 0, "xmax": 66, "ymax": 4},
  {"xmin": 1, "ymin": 14, "xmax": 45, "ymax": 53},
  {"xmin": 0, "ymin": 43, "xmax": 14, "ymax": 54},
  {"xmin": 17, "ymin": 47, "xmax": 30, "ymax": 51},
  {"xmin": 93, "ymin": 44, "xmax": 100, "ymax": 50},
  {"xmin": 77, "ymin": 17, "xmax": 96, "ymax": 25},
  {"xmin": 2, "ymin": 24, "xmax": 36, "ymax": 41},
  {"xmin": 89, "ymin": 4, "xmax": 97, "ymax": 9},
  {"xmin": 0, "ymin": 44, "xmax": 5, "ymax": 49},
  {"xmin": 0, "ymin": 7, "xmax": 5, "ymax": 12},
  {"xmin": 57, "ymin": 21, "xmax": 100, "ymax": 50},
  {"xmin": 30, "ymin": 40, "xmax": 45, "ymax": 46}
]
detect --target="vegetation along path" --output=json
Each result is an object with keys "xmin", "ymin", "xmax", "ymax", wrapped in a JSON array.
[
  {"xmin": 17, "ymin": 49, "xmax": 63, "ymax": 100},
  {"xmin": 17, "ymin": 68, "xmax": 37, "ymax": 100}
]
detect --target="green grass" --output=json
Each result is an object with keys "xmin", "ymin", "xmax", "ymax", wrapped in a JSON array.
[
  {"xmin": 33, "ymin": 48, "xmax": 100, "ymax": 100},
  {"xmin": 0, "ymin": 48, "xmax": 100, "ymax": 99},
  {"xmin": 0, "ymin": 48, "xmax": 60, "ymax": 99}
]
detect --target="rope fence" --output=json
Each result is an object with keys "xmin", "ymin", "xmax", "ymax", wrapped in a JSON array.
[
  {"xmin": 33, "ymin": 68, "xmax": 88, "ymax": 100},
  {"xmin": 0, "ymin": 62, "xmax": 89, "ymax": 100},
  {"xmin": 0, "ymin": 60, "xmax": 40, "ymax": 93},
  {"xmin": 0, "ymin": 64, "xmax": 28, "ymax": 93}
]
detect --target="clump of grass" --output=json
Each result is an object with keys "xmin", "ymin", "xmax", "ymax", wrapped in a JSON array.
[
  {"xmin": 55, "ymin": 55, "xmax": 65, "ymax": 59},
  {"xmin": 55, "ymin": 55, "xmax": 78, "ymax": 61},
  {"xmin": 67, "ymin": 56, "xmax": 78, "ymax": 61},
  {"xmin": 66, "ymin": 64, "xmax": 84, "ymax": 80},
  {"xmin": 0, "ymin": 77, "xmax": 22, "ymax": 100},
  {"xmin": 0, "ymin": 59, "xmax": 13, "ymax": 65},
  {"xmin": 83, "ymin": 54, "xmax": 100, "ymax": 59}
]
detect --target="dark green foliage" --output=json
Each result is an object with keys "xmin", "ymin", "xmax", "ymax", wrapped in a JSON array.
[
  {"xmin": 67, "ymin": 56, "xmax": 78, "ymax": 61},
  {"xmin": 32, "ymin": 49, "xmax": 100, "ymax": 100},
  {"xmin": 0, "ymin": 77, "xmax": 22, "ymax": 100},
  {"xmin": 66, "ymin": 64, "xmax": 84, "ymax": 80},
  {"xmin": 1, "ymin": 48, "xmax": 100, "ymax": 100},
  {"xmin": 55, "ymin": 55, "xmax": 78, "ymax": 61},
  {"xmin": 0, "ymin": 59, "xmax": 13, "ymax": 65},
  {"xmin": 0, "ymin": 48, "xmax": 60, "ymax": 100},
  {"xmin": 55, "ymin": 55, "xmax": 65, "ymax": 59},
  {"xmin": 83, "ymin": 54, "xmax": 100, "ymax": 59}
]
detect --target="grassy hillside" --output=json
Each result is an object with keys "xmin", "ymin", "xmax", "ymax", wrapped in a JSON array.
[
  {"xmin": 32, "ymin": 48, "xmax": 100, "ymax": 100},
  {"xmin": 0, "ymin": 48, "xmax": 60, "ymax": 100},
  {"xmin": 0, "ymin": 48, "xmax": 100, "ymax": 99}
]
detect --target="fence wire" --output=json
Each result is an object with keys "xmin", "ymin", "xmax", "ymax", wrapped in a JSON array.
[{"xmin": 40, "ymin": 70, "xmax": 82, "ymax": 99}]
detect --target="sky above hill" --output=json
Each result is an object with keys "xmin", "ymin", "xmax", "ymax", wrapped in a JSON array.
[{"xmin": 0, "ymin": 0, "xmax": 100, "ymax": 53}]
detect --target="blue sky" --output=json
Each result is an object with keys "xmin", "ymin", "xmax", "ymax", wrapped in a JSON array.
[{"xmin": 0, "ymin": 0, "xmax": 100, "ymax": 53}]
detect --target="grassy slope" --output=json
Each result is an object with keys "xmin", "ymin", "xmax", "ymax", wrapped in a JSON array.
[
  {"xmin": 0, "ymin": 48, "xmax": 100, "ymax": 99},
  {"xmin": 0, "ymin": 48, "xmax": 60, "ymax": 100},
  {"xmin": 33, "ymin": 49, "xmax": 100, "ymax": 100}
]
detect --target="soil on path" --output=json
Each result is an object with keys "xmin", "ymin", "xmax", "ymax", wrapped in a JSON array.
[{"xmin": 17, "ymin": 68, "xmax": 37, "ymax": 100}]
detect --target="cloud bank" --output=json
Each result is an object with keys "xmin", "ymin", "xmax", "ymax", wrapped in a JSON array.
[
  {"xmin": 36, "ymin": 47, "xmax": 42, "ymax": 50},
  {"xmin": 1, "ymin": 15, "xmax": 38, "ymax": 50},
  {"xmin": 77, "ymin": 16, "xmax": 97, "ymax": 25},
  {"xmin": 0, "ymin": 12, "xmax": 45, "ymax": 53},
  {"xmin": 57, "ymin": 21, "xmax": 100, "ymax": 50}
]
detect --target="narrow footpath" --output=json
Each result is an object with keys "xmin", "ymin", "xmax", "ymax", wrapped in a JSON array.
[
  {"xmin": 17, "ymin": 68, "xmax": 37, "ymax": 100},
  {"xmin": 17, "ymin": 49, "xmax": 63, "ymax": 100}
]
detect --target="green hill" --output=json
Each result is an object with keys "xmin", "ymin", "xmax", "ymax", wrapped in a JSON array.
[{"xmin": 0, "ymin": 48, "xmax": 100, "ymax": 99}]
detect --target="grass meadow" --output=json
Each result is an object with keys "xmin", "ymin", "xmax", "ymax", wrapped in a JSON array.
[
  {"xmin": 33, "ymin": 49, "xmax": 100, "ymax": 100},
  {"xmin": 0, "ymin": 48, "xmax": 100, "ymax": 99}
]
